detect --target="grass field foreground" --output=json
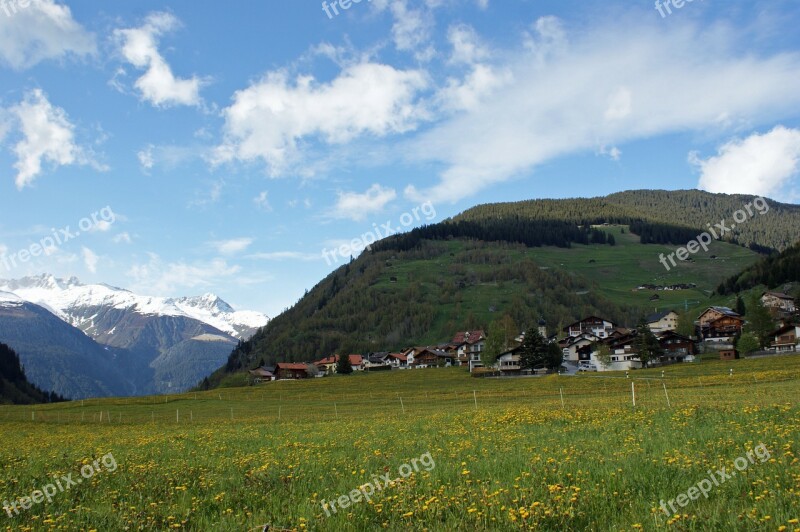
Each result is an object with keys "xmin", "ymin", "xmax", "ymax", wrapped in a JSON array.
[{"xmin": 1, "ymin": 357, "xmax": 799, "ymax": 531}]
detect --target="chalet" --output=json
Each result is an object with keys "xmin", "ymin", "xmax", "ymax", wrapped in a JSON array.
[
  {"xmin": 604, "ymin": 332, "xmax": 643, "ymax": 371},
  {"xmin": 275, "ymin": 363, "xmax": 310, "ymax": 380},
  {"xmin": 453, "ymin": 330, "xmax": 486, "ymax": 369},
  {"xmin": 761, "ymin": 292, "xmax": 797, "ymax": 315},
  {"xmin": 314, "ymin": 355, "xmax": 365, "ymax": 374},
  {"xmin": 770, "ymin": 324, "xmax": 800, "ymax": 353},
  {"xmin": 559, "ymin": 333, "xmax": 599, "ymax": 363},
  {"xmin": 657, "ymin": 331, "xmax": 696, "ymax": 363},
  {"xmin": 386, "ymin": 353, "xmax": 408, "ymax": 369},
  {"xmin": 496, "ymin": 345, "xmax": 522, "ymax": 374},
  {"xmin": 413, "ymin": 348, "xmax": 454, "ymax": 368},
  {"xmin": 248, "ymin": 366, "xmax": 275, "ymax": 383},
  {"xmin": 365, "ymin": 352, "xmax": 390, "ymax": 369},
  {"xmin": 646, "ymin": 310, "xmax": 680, "ymax": 333},
  {"xmin": 696, "ymin": 307, "xmax": 744, "ymax": 341},
  {"xmin": 563, "ymin": 316, "xmax": 616, "ymax": 339}
]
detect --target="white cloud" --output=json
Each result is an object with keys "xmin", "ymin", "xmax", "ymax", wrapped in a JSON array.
[
  {"xmin": 330, "ymin": 184, "xmax": 397, "ymax": 221},
  {"xmin": 438, "ymin": 64, "xmax": 512, "ymax": 112},
  {"xmin": 693, "ymin": 126, "xmax": 800, "ymax": 197},
  {"xmin": 214, "ymin": 63, "xmax": 428, "ymax": 174},
  {"xmin": 372, "ymin": 0, "xmax": 436, "ymax": 61},
  {"xmin": 126, "ymin": 254, "xmax": 241, "ymax": 295},
  {"xmin": 211, "ymin": 238, "xmax": 254, "ymax": 255},
  {"xmin": 598, "ymin": 145, "xmax": 622, "ymax": 161},
  {"xmin": 113, "ymin": 12, "xmax": 203, "ymax": 107},
  {"xmin": 405, "ymin": 16, "xmax": 800, "ymax": 204},
  {"xmin": 113, "ymin": 232, "xmax": 132, "ymax": 244},
  {"xmin": 81, "ymin": 247, "xmax": 98, "ymax": 273},
  {"xmin": 253, "ymin": 191, "xmax": 272, "ymax": 211},
  {"xmin": 7, "ymin": 89, "xmax": 102, "ymax": 189},
  {"xmin": 138, "ymin": 144, "xmax": 154, "ymax": 171},
  {"xmin": 0, "ymin": 0, "xmax": 95, "ymax": 69},
  {"xmin": 90, "ymin": 221, "xmax": 114, "ymax": 232},
  {"xmin": 447, "ymin": 24, "xmax": 489, "ymax": 65}
]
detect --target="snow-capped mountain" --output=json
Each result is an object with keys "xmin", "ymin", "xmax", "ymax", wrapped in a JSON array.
[
  {"xmin": 0, "ymin": 275, "xmax": 270, "ymax": 397},
  {"xmin": 0, "ymin": 274, "xmax": 268, "ymax": 339}
]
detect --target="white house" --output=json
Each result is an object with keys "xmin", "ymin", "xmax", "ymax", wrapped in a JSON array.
[
  {"xmin": 563, "ymin": 317, "xmax": 616, "ymax": 339},
  {"xmin": 559, "ymin": 333, "xmax": 600, "ymax": 363},
  {"xmin": 646, "ymin": 310, "xmax": 680, "ymax": 333}
]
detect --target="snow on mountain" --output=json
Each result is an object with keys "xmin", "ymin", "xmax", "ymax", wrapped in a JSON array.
[
  {"xmin": 0, "ymin": 290, "xmax": 23, "ymax": 306},
  {"xmin": 0, "ymin": 274, "xmax": 269, "ymax": 339}
]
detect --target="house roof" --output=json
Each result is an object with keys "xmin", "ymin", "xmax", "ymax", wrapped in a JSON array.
[
  {"xmin": 387, "ymin": 353, "xmax": 407, "ymax": 361},
  {"xmin": 452, "ymin": 330, "xmax": 486, "ymax": 344},
  {"xmin": 315, "ymin": 354, "xmax": 363, "ymax": 366},
  {"xmin": 645, "ymin": 310, "xmax": 678, "ymax": 323},
  {"xmin": 497, "ymin": 344, "xmax": 522, "ymax": 359},
  {"xmin": 762, "ymin": 291, "xmax": 795, "ymax": 301},
  {"xmin": 276, "ymin": 363, "xmax": 308, "ymax": 371},
  {"xmin": 563, "ymin": 316, "xmax": 615, "ymax": 331},
  {"xmin": 416, "ymin": 348, "xmax": 452, "ymax": 358},
  {"xmin": 561, "ymin": 333, "xmax": 600, "ymax": 346},
  {"xmin": 699, "ymin": 306, "xmax": 742, "ymax": 319},
  {"xmin": 770, "ymin": 323, "xmax": 800, "ymax": 337},
  {"xmin": 656, "ymin": 331, "xmax": 693, "ymax": 342},
  {"xmin": 248, "ymin": 368, "xmax": 274, "ymax": 377}
]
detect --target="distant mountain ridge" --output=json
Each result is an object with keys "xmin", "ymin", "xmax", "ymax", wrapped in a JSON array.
[
  {"xmin": 0, "ymin": 275, "xmax": 268, "ymax": 339},
  {"xmin": 0, "ymin": 276, "xmax": 270, "ymax": 398}
]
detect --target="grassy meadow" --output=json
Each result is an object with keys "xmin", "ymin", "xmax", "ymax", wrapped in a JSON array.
[{"xmin": 1, "ymin": 357, "xmax": 799, "ymax": 531}]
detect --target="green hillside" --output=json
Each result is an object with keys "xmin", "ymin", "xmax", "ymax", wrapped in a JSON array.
[{"xmin": 209, "ymin": 189, "xmax": 800, "ymax": 383}]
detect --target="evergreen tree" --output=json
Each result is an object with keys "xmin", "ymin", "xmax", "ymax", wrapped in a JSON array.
[
  {"xmin": 545, "ymin": 341, "xmax": 564, "ymax": 370},
  {"xmin": 336, "ymin": 354, "xmax": 354, "ymax": 375},
  {"xmin": 519, "ymin": 328, "xmax": 547, "ymax": 370},
  {"xmin": 735, "ymin": 295, "xmax": 746, "ymax": 316},
  {"xmin": 634, "ymin": 319, "xmax": 663, "ymax": 368}
]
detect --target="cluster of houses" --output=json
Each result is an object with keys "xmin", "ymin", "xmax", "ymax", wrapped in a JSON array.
[{"xmin": 249, "ymin": 291, "xmax": 799, "ymax": 381}]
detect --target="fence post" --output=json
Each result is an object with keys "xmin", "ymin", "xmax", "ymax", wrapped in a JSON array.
[{"xmin": 631, "ymin": 382, "xmax": 636, "ymax": 407}]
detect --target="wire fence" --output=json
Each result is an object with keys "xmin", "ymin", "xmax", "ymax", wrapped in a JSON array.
[{"xmin": 1, "ymin": 366, "xmax": 797, "ymax": 426}]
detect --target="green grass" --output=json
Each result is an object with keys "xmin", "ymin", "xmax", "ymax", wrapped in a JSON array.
[
  {"xmin": 370, "ymin": 227, "xmax": 759, "ymax": 343},
  {"xmin": 1, "ymin": 356, "xmax": 799, "ymax": 530}
]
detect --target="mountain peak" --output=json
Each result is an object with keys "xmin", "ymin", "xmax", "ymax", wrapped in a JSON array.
[{"xmin": 0, "ymin": 274, "xmax": 268, "ymax": 339}]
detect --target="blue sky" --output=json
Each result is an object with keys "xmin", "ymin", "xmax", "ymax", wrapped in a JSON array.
[{"xmin": 1, "ymin": 0, "xmax": 800, "ymax": 316}]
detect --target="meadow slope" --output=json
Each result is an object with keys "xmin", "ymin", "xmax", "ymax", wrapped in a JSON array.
[{"xmin": 1, "ymin": 358, "xmax": 799, "ymax": 531}]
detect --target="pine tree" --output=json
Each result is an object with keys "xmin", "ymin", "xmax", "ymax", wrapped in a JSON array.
[
  {"xmin": 634, "ymin": 319, "xmax": 663, "ymax": 368},
  {"xmin": 336, "ymin": 354, "xmax": 354, "ymax": 375},
  {"xmin": 735, "ymin": 295, "xmax": 746, "ymax": 316},
  {"xmin": 519, "ymin": 328, "xmax": 547, "ymax": 370}
]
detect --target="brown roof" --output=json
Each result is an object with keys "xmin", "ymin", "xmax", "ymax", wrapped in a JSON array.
[
  {"xmin": 452, "ymin": 330, "xmax": 486, "ymax": 344},
  {"xmin": 276, "ymin": 363, "xmax": 308, "ymax": 371},
  {"xmin": 314, "ymin": 354, "xmax": 363, "ymax": 366}
]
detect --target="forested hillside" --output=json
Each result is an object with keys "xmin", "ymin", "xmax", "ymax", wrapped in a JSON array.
[
  {"xmin": 456, "ymin": 190, "xmax": 800, "ymax": 252},
  {"xmin": 717, "ymin": 242, "xmax": 800, "ymax": 295},
  {"xmin": 210, "ymin": 190, "xmax": 800, "ymax": 386},
  {"xmin": 0, "ymin": 342, "xmax": 65, "ymax": 404}
]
